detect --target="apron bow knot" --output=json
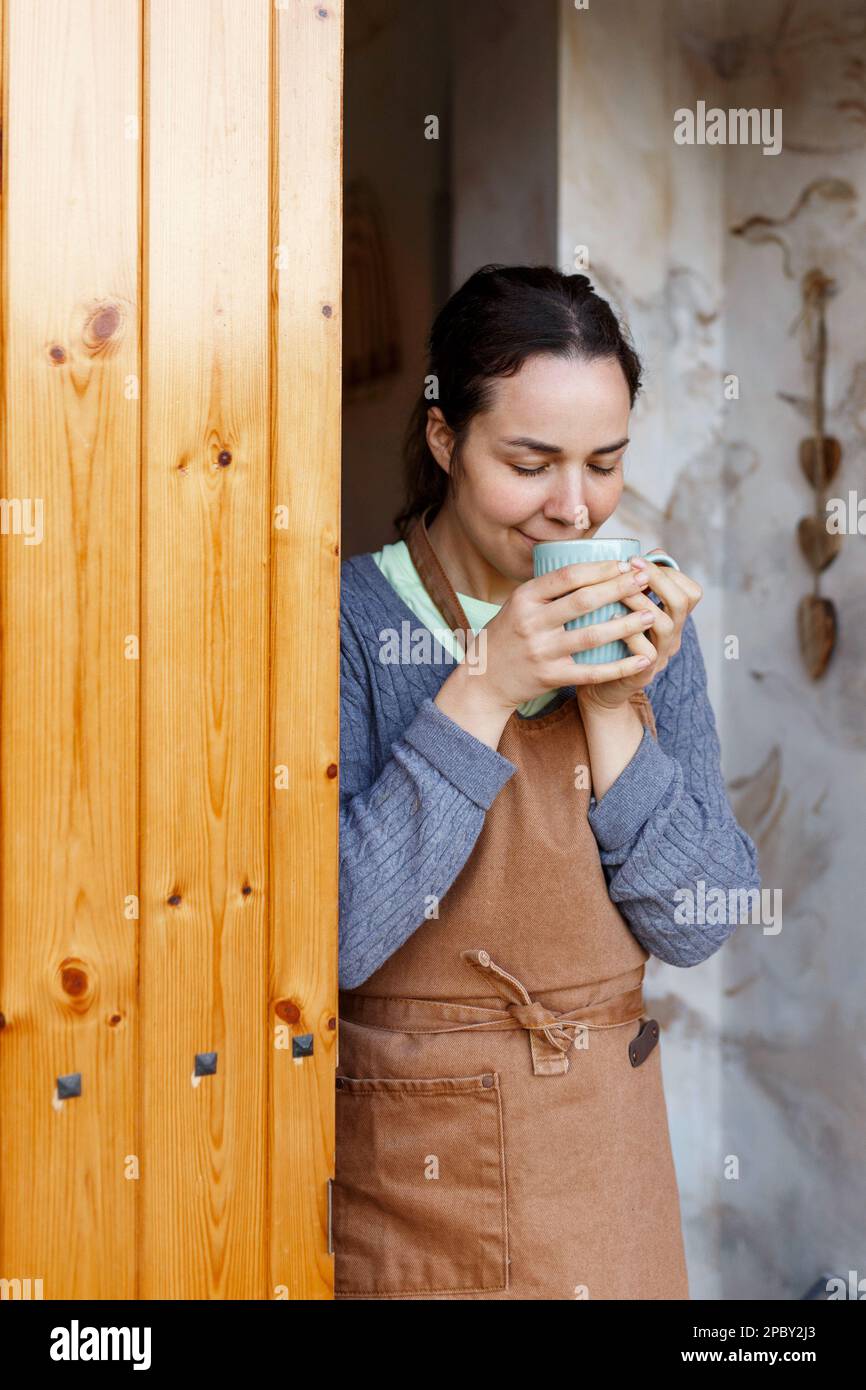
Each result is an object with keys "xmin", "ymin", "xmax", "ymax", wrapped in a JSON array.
[
  {"xmin": 507, "ymin": 999, "xmax": 558, "ymax": 1030},
  {"xmin": 464, "ymin": 948, "xmax": 591, "ymax": 1075}
]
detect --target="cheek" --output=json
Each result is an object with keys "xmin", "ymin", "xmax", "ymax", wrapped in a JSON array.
[
  {"xmin": 456, "ymin": 464, "xmax": 527, "ymax": 537},
  {"xmin": 481, "ymin": 475, "xmax": 535, "ymax": 525},
  {"xmin": 587, "ymin": 474, "xmax": 623, "ymax": 518}
]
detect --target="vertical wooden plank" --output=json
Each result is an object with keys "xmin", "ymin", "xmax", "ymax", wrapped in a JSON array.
[
  {"xmin": 0, "ymin": 0, "xmax": 140, "ymax": 1297},
  {"xmin": 140, "ymin": 0, "xmax": 270, "ymax": 1297},
  {"xmin": 270, "ymin": 0, "xmax": 343, "ymax": 1298}
]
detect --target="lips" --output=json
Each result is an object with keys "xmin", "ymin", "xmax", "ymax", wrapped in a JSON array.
[{"xmin": 516, "ymin": 528, "xmax": 557, "ymax": 544}]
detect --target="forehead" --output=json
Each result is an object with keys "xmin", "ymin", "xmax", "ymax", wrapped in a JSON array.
[{"xmin": 483, "ymin": 354, "xmax": 631, "ymax": 434}]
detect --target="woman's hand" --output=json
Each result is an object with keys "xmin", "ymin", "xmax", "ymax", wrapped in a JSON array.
[
  {"xmin": 576, "ymin": 553, "xmax": 703, "ymax": 715},
  {"xmin": 459, "ymin": 557, "xmax": 668, "ymax": 714}
]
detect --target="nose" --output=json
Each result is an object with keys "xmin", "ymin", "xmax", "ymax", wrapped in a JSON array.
[{"xmin": 543, "ymin": 469, "xmax": 589, "ymax": 532}]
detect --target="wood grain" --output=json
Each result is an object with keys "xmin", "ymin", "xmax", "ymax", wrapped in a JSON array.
[
  {"xmin": 0, "ymin": 0, "xmax": 140, "ymax": 1298},
  {"xmin": 270, "ymin": 0, "xmax": 342, "ymax": 1300},
  {"xmin": 140, "ymin": 0, "xmax": 271, "ymax": 1299},
  {"xmin": 0, "ymin": 0, "xmax": 342, "ymax": 1300}
]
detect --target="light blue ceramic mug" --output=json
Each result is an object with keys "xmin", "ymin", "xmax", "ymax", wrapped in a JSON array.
[{"xmin": 532, "ymin": 537, "xmax": 681, "ymax": 665}]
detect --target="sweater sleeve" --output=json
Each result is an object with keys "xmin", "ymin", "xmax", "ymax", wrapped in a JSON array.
[
  {"xmin": 586, "ymin": 612, "xmax": 761, "ymax": 966},
  {"xmin": 339, "ymin": 633, "xmax": 517, "ymax": 990}
]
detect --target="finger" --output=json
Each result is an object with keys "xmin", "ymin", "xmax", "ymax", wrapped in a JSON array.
[
  {"xmin": 671, "ymin": 573, "xmax": 703, "ymax": 604},
  {"xmin": 530, "ymin": 557, "xmax": 643, "ymax": 603},
  {"xmin": 642, "ymin": 557, "xmax": 704, "ymax": 605},
  {"xmin": 619, "ymin": 590, "xmax": 676, "ymax": 636},
  {"xmin": 564, "ymin": 651, "xmax": 657, "ymax": 686},
  {"xmin": 650, "ymin": 569, "xmax": 702, "ymax": 611},
  {"xmin": 621, "ymin": 630, "xmax": 658, "ymax": 661},
  {"xmin": 544, "ymin": 568, "xmax": 651, "ymax": 627},
  {"xmin": 553, "ymin": 605, "xmax": 657, "ymax": 660},
  {"xmin": 634, "ymin": 559, "xmax": 690, "ymax": 620}
]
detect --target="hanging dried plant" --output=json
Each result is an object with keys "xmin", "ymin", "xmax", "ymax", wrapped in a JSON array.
[
  {"xmin": 792, "ymin": 269, "xmax": 840, "ymax": 678},
  {"xmin": 797, "ymin": 596, "xmax": 837, "ymax": 680}
]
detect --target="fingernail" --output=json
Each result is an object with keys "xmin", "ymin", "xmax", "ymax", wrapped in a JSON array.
[{"xmin": 630, "ymin": 556, "xmax": 648, "ymax": 570}]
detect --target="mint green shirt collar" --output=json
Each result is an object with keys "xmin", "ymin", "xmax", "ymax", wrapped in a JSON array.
[{"xmin": 371, "ymin": 539, "xmax": 559, "ymax": 718}]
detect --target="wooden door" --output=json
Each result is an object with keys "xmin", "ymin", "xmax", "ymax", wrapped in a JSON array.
[{"xmin": 0, "ymin": 0, "xmax": 341, "ymax": 1300}]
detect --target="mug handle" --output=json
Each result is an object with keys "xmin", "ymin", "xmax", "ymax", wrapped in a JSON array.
[{"xmin": 641, "ymin": 549, "xmax": 680, "ymax": 571}]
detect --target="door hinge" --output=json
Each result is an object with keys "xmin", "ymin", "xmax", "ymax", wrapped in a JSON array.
[{"xmin": 327, "ymin": 1177, "xmax": 334, "ymax": 1255}]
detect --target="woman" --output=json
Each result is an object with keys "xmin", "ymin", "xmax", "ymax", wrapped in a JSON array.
[{"xmin": 335, "ymin": 264, "xmax": 760, "ymax": 1301}]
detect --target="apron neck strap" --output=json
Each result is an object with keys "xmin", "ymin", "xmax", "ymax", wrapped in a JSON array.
[{"xmin": 404, "ymin": 506, "xmax": 474, "ymax": 645}]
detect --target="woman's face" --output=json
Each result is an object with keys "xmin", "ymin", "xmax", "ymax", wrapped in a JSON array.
[{"xmin": 427, "ymin": 352, "xmax": 631, "ymax": 588}]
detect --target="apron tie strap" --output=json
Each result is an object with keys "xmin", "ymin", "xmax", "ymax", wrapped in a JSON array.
[
  {"xmin": 337, "ymin": 953, "xmax": 650, "ymax": 1077},
  {"xmin": 461, "ymin": 948, "xmax": 642, "ymax": 1076}
]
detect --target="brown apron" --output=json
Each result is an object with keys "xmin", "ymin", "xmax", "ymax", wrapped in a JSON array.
[{"xmin": 333, "ymin": 510, "xmax": 690, "ymax": 1300}]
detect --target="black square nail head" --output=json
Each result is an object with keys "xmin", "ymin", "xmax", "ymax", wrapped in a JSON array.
[
  {"xmin": 194, "ymin": 1052, "xmax": 218, "ymax": 1076},
  {"xmin": 57, "ymin": 1073, "xmax": 82, "ymax": 1099},
  {"xmin": 292, "ymin": 1033, "xmax": 314, "ymax": 1058}
]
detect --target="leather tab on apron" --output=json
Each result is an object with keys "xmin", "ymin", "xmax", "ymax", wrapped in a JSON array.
[{"xmin": 629, "ymin": 1018, "xmax": 660, "ymax": 1067}]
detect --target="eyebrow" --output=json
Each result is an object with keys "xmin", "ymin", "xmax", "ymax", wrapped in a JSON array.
[{"xmin": 500, "ymin": 435, "xmax": 629, "ymax": 457}]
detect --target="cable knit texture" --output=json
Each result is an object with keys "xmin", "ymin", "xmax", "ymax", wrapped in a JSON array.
[{"xmin": 339, "ymin": 550, "xmax": 761, "ymax": 989}]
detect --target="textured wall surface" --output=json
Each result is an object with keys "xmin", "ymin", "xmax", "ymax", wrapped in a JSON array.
[{"xmin": 558, "ymin": 0, "xmax": 866, "ymax": 1300}]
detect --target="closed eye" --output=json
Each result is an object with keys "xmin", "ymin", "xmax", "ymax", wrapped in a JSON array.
[{"xmin": 511, "ymin": 462, "xmax": 617, "ymax": 478}]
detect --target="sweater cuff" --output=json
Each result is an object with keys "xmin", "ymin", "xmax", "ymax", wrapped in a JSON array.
[
  {"xmin": 402, "ymin": 697, "xmax": 517, "ymax": 810},
  {"xmin": 588, "ymin": 725, "xmax": 678, "ymax": 850}
]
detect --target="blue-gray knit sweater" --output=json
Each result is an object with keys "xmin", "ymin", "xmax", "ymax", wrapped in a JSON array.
[{"xmin": 339, "ymin": 550, "xmax": 761, "ymax": 990}]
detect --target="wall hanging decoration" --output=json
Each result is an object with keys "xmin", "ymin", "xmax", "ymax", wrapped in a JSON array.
[
  {"xmin": 731, "ymin": 179, "xmax": 856, "ymax": 680},
  {"xmin": 793, "ymin": 268, "xmax": 840, "ymax": 679}
]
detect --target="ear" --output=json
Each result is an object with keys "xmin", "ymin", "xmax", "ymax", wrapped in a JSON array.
[{"xmin": 425, "ymin": 407, "xmax": 456, "ymax": 473}]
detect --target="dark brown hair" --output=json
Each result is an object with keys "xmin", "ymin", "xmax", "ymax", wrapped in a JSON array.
[{"xmin": 393, "ymin": 263, "xmax": 643, "ymax": 540}]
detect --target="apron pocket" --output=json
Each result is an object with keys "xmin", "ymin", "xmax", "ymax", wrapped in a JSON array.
[{"xmin": 333, "ymin": 1070, "xmax": 509, "ymax": 1297}]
